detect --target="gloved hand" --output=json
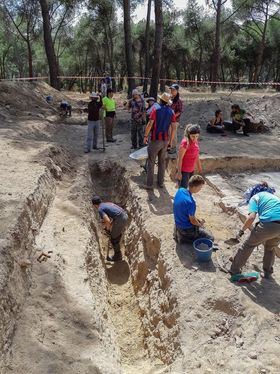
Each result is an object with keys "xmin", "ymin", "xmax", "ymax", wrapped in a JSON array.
[{"xmin": 238, "ymin": 229, "xmax": 244, "ymax": 238}]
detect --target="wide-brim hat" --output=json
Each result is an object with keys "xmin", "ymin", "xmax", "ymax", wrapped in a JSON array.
[
  {"xmin": 158, "ymin": 92, "xmax": 172, "ymax": 104},
  {"xmin": 90, "ymin": 92, "xmax": 99, "ymax": 98}
]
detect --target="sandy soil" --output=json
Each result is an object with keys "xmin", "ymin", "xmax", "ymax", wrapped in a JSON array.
[{"xmin": 0, "ymin": 82, "xmax": 280, "ymax": 373}]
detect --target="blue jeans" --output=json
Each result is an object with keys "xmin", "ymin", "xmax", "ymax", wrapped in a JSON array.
[
  {"xmin": 85, "ymin": 120, "xmax": 99, "ymax": 151},
  {"xmin": 179, "ymin": 172, "xmax": 193, "ymax": 188}
]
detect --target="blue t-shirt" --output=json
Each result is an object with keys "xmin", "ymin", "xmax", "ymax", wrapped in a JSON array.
[
  {"xmin": 98, "ymin": 202, "xmax": 124, "ymax": 220},
  {"xmin": 248, "ymin": 192, "xmax": 280, "ymax": 222},
  {"xmin": 173, "ymin": 188, "xmax": 196, "ymax": 229}
]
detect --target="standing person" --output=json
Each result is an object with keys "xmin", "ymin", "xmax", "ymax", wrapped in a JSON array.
[
  {"xmin": 173, "ymin": 175, "xmax": 214, "ymax": 243},
  {"xmin": 127, "ymin": 89, "xmax": 146, "ymax": 149},
  {"xmin": 168, "ymin": 84, "xmax": 183, "ymax": 154},
  {"xmin": 206, "ymin": 109, "xmax": 225, "ymax": 133},
  {"xmin": 102, "ymin": 88, "xmax": 116, "ymax": 143},
  {"xmin": 84, "ymin": 92, "xmax": 103, "ymax": 153},
  {"xmin": 146, "ymin": 97, "xmax": 160, "ymax": 123},
  {"xmin": 230, "ymin": 191, "xmax": 280, "ymax": 279},
  {"xmin": 176, "ymin": 124, "xmax": 202, "ymax": 188},
  {"xmin": 143, "ymin": 92, "xmax": 177, "ymax": 189},
  {"xmin": 92, "ymin": 196, "xmax": 128, "ymax": 262},
  {"xmin": 100, "ymin": 78, "xmax": 107, "ymax": 97}
]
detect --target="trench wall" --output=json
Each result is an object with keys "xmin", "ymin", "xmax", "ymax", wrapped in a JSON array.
[
  {"xmin": 90, "ymin": 160, "xmax": 181, "ymax": 365},
  {"xmin": 0, "ymin": 146, "xmax": 70, "ymax": 367}
]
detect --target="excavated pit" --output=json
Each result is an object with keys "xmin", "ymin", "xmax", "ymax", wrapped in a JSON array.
[{"xmin": 89, "ymin": 160, "xmax": 181, "ymax": 370}]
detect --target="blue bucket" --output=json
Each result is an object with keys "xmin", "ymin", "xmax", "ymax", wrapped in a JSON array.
[{"xmin": 193, "ymin": 238, "xmax": 213, "ymax": 262}]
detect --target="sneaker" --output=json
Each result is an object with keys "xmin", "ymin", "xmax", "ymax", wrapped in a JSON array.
[
  {"xmin": 106, "ymin": 253, "xmax": 122, "ymax": 262},
  {"xmin": 236, "ymin": 129, "xmax": 243, "ymax": 135},
  {"xmin": 84, "ymin": 150, "xmax": 90, "ymax": 153},
  {"xmin": 243, "ymin": 133, "xmax": 250, "ymax": 137}
]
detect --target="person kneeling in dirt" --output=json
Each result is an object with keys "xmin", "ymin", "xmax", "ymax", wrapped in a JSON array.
[
  {"xmin": 92, "ymin": 196, "xmax": 128, "ymax": 262},
  {"xmin": 226, "ymin": 104, "xmax": 250, "ymax": 136},
  {"xmin": 230, "ymin": 191, "xmax": 280, "ymax": 279},
  {"xmin": 206, "ymin": 109, "xmax": 225, "ymax": 134},
  {"xmin": 173, "ymin": 175, "xmax": 214, "ymax": 243},
  {"xmin": 60, "ymin": 100, "xmax": 72, "ymax": 117}
]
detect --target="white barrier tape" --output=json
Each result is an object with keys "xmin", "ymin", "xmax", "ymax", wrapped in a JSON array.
[{"xmin": 1, "ymin": 75, "xmax": 279, "ymax": 86}]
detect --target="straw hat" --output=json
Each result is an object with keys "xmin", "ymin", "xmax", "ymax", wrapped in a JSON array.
[{"xmin": 158, "ymin": 92, "xmax": 172, "ymax": 104}]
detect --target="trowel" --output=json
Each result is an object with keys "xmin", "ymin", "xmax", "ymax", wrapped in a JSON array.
[{"xmin": 224, "ymin": 237, "xmax": 240, "ymax": 246}]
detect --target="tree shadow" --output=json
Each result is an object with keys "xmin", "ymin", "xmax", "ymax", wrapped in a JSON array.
[
  {"xmin": 175, "ymin": 242, "xmax": 216, "ymax": 273},
  {"xmin": 106, "ymin": 259, "xmax": 130, "ymax": 285},
  {"xmin": 238, "ymin": 277, "xmax": 280, "ymax": 314}
]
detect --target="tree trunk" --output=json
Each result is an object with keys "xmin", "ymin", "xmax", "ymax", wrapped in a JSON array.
[
  {"xmin": 26, "ymin": 39, "xmax": 33, "ymax": 77},
  {"xmin": 39, "ymin": 0, "xmax": 60, "ymax": 89},
  {"xmin": 123, "ymin": 0, "xmax": 135, "ymax": 96},
  {"xmin": 143, "ymin": 0, "xmax": 152, "ymax": 93},
  {"xmin": 252, "ymin": 3, "xmax": 269, "ymax": 82},
  {"xmin": 149, "ymin": 0, "xmax": 163, "ymax": 98},
  {"xmin": 211, "ymin": 0, "xmax": 222, "ymax": 92}
]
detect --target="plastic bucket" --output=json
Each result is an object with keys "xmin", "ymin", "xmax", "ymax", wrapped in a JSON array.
[{"xmin": 193, "ymin": 238, "xmax": 213, "ymax": 262}]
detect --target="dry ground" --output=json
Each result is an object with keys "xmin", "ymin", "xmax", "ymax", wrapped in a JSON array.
[{"xmin": 0, "ymin": 82, "xmax": 280, "ymax": 374}]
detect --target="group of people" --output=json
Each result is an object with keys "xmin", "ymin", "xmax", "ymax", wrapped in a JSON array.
[
  {"xmin": 93, "ymin": 172, "xmax": 280, "ymax": 281},
  {"xmin": 90, "ymin": 87, "xmax": 280, "ymax": 283},
  {"xmin": 83, "ymin": 83, "xmax": 183, "ymax": 154},
  {"xmin": 206, "ymin": 104, "xmax": 256, "ymax": 136}
]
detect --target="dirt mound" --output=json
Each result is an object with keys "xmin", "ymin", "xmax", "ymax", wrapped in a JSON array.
[{"xmin": 0, "ymin": 81, "xmax": 72, "ymax": 119}]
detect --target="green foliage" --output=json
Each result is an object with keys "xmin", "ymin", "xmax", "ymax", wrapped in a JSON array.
[{"xmin": 0, "ymin": 0, "xmax": 279, "ymax": 83}]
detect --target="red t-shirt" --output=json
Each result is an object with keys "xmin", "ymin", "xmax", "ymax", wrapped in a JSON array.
[{"xmin": 181, "ymin": 138, "xmax": 199, "ymax": 172}]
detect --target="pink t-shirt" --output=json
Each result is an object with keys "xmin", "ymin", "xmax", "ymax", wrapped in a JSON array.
[{"xmin": 181, "ymin": 138, "xmax": 199, "ymax": 172}]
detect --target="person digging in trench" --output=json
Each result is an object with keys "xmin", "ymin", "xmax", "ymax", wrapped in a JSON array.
[
  {"xmin": 230, "ymin": 190, "xmax": 280, "ymax": 279},
  {"xmin": 173, "ymin": 175, "xmax": 214, "ymax": 243},
  {"xmin": 92, "ymin": 196, "xmax": 128, "ymax": 262}
]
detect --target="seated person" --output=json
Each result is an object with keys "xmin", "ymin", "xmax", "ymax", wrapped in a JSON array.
[
  {"xmin": 173, "ymin": 175, "xmax": 214, "ymax": 243},
  {"xmin": 60, "ymin": 100, "xmax": 72, "ymax": 116},
  {"xmin": 206, "ymin": 109, "xmax": 225, "ymax": 133},
  {"xmin": 225, "ymin": 104, "xmax": 250, "ymax": 136}
]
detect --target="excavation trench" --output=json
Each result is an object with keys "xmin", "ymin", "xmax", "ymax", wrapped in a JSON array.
[{"xmin": 89, "ymin": 160, "xmax": 181, "ymax": 370}]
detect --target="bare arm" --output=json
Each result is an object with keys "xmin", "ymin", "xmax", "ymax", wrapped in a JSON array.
[
  {"xmin": 189, "ymin": 215, "xmax": 204, "ymax": 227},
  {"xmin": 176, "ymin": 146, "xmax": 187, "ymax": 180},
  {"xmin": 102, "ymin": 213, "xmax": 113, "ymax": 231},
  {"xmin": 210, "ymin": 118, "xmax": 215, "ymax": 126},
  {"xmin": 196, "ymin": 156, "xmax": 202, "ymax": 174},
  {"xmin": 242, "ymin": 212, "xmax": 256, "ymax": 232},
  {"xmin": 168, "ymin": 122, "xmax": 176, "ymax": 147},
  {"xmin": 143, "ymin": 119, "xmax": 154, "ymax": 144}
]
